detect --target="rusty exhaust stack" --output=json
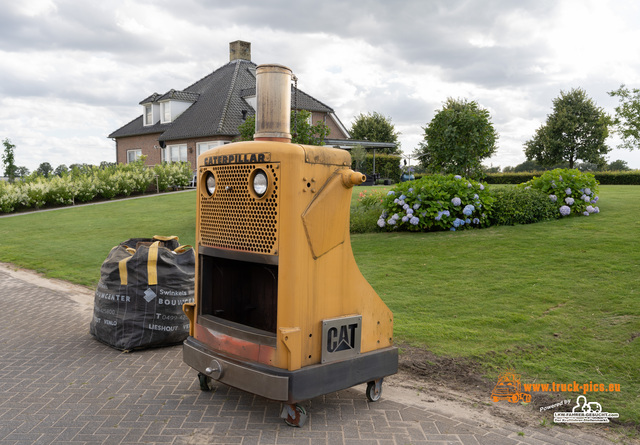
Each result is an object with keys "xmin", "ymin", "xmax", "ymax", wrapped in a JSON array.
[{"xmin": 254, "ymin": 64, "xmax": 292, "ymax": 143}]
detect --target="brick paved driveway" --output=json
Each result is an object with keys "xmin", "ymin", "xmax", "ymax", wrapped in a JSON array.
[{"xmin": 0, "ymin": 267, "xmax": 616, "ymax": 444}]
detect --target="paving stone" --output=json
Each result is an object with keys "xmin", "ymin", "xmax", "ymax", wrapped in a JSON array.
[{"xmin": 0, "ymin": 268, "xmax": 624, "ymax": 445}]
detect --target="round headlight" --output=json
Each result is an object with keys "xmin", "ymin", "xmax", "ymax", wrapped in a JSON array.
[
  {"xmin": 205, "ymin": 172, "xmax": 216, "ymax": 195},
  {"xmin": 252, "ymin": 170, "xmax": 268, "ymax": 197}
]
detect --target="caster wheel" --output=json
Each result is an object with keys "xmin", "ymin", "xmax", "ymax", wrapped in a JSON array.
[
  {"xmin": 281, "ymin": 403, "xmax": 308, "ymax": 427},
  {"xmin": 366, "ymin": 378, "xmax": 383, "ymax": 402},
  {"xmin": 198, "ymin": 373, "xmax": 213, "ymax": 391}
]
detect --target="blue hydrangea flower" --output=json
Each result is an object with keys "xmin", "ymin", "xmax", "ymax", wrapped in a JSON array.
[
  {"xmin": 377, "ymin": 218, "xmax": 386, "ymax": 227},
  {"xmin": 392, "ymin": 213, "xmax": 399, "ymax": 220},
  {"xmin": 565, "ymin": 197, "xmax": 574, "ymax": 205},
  {"xmin": 594, "ymin": 206, "xmax": 600, "ymax": 213},
  {"xmin": 465, "ymin": 218, "xmax": 471, "ymax": 224},
  {"xmin": 435, "ymin": 213, "xmax": 442, "ymax": 221},
  {"xmin": 559, "ymin": 205, "xmax": 571, "ymax": 216},
  {"xmin": 460, "ymin": 219, "xmax": 465, "ymax": 225},
  {"xmin": 387, "ymin": 218, "xmax": 396, "ymax": 225},
  {"xmin": 402, "ymin": 215, "xmax": 409, "ymax": 222},
  {"xmin": 467, "ymin": 182, "xmax": 472, "ymax": 188},
  {"xmin": 413, "ymin": 203, "xmax": 420, "ymax": 210},
  {"xmin": 393, "ymin": 198, "xmax": 399, "ymax": 204},
  {"xmin": 584, "ymin": 187, "xmax": 592, "ymax": 195},
  {"xmin": 479, "ymin": 184, "xmax": 485, "ymax": 190},
  {"xmin": 473, "ymin": 194, "xmax": 479, "ymax": 200},
  {"xmin": 549, "ymin": 194, "xmax": 557, "ymax": 202},
  {"xmin": 583, "ymin": 211, "xmax": 589, "ymax": 216},
  {"xmin": 443, "ymin": 210, "xmax": 450, "ymax": 217},
  {"xmin": 450, "ymin": 227, "xmax": 456, "ymax": 231},
  {"xmin": 387, "ymin": 191, "xmax": 395, "ymax": 196},
  {"xmin": 586, "ymin": 205, "xmax": 595, "ymax": 213},
  {"xmin": 398, "ymin": 199, "xmax": 405, "ymax": 206},
  {"xmin": 582, "ymin": 195, "xmax": 590, "ymax": 202},
  {"xmin": 403, "ymin": 203, "xmax": 410, "ymax": 210},
  {"xmin": 473, "ymin": 218, "xmax": 480, "ymax": 224},
  {"xmin": 463, "ymin": 204, "xmax": 474, "ymax": 216},
  {"xmin": 454, "ymin": 175, "xmax": 462, "ymax": 180},
  {"xmin": 451, "ymin": 197, "xmax": 462, "ymax": 206},
  {"xmin": 408, "ymin": 188, "xmax": 414, "ymax": 193},
  {"xmin": 407, "ymin": 208, "xmax": 414, "ymax": 215},
  {"xmin": 410, "ymin": 216, "xmax": 419, "ymax": 225},
  {"xmin": 551, "ymin": 181, "xmax": 556, "ymax": 188},
  {"xmin": 565, "ymin": 188, "xmax": 571, "ymax": 195},
  {"xmin": 399, "ymin": 194, "xmax": 406, "ymax": 200},
  {"xmin": 559, "ymin": 176, "xmax": 563, "ymax": 181},
  {"xmin": 453, "ymin": 218, "xmax": 462, "ymax": 228}
]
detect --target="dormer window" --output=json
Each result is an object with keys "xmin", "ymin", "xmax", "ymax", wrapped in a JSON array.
[
  {"xmin": 144, "ymin": 105, "xmax": 153, "ymax": 126},
  {"xmin": 161, "ymin": 102, "xmax": 171, "ymax": 124}
]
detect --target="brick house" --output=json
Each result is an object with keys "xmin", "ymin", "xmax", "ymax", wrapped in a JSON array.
[{"xmin": 109, "ymin": 41, "xmax": 351, "ymax": 170}]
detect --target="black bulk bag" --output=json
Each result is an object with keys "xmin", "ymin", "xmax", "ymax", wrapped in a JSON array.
[{"xmin": 90, "ymin": 236, "xmax": 195, "ymax": 351}]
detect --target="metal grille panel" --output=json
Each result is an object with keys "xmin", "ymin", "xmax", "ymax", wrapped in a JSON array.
[{"xmin": 200, "ymin": 164, "xmax": 279, "ymax": 254}]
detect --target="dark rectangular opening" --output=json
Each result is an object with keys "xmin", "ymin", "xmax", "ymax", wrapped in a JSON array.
[{"xmin": 199, "ymin": 254, "xmax": 278, "ymax": 333}]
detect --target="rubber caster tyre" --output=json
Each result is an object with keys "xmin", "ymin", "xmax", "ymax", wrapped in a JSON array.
[
  {"xmin": 366, "ymin": 378, "xmax": 383, "ymax": 402},
  {"xmin": 198, "ymin": 373, "xmax": 213, "ymax": 391},
  {"xmin": 281, "ymin": 403, "xmax": 308, "ymax": 427}
]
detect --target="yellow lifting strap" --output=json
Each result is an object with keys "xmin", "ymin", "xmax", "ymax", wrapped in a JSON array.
[{"xmin": 147, "ymin": 241, "xmax": 160, "ymax": 286}]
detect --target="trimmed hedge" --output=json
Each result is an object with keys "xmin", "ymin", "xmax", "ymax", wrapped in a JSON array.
[
  {"xmin": 486, "ymin": 170, "xmax": 640, "ymax": 185},
  {"xmin": 489, "ymin": 187, "xmax": 558, "ymax": 226},
  {"xmin": 593, "ymin": 171, "xmax": 640, "ymax": 185},
  {"xmin": 351, "ymin": 154, "xmax": 402, "ymax": 183}
]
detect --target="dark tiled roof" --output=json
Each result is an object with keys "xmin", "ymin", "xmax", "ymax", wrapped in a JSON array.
[
  {"xmin": 109, "ymin": 59, "xmax": 337, "ymax": 141},
  {"xmin": 156, "ymin": 89, "xmax": 200, "ymax": 102},
  {"xmin": 139, "ymin": 93, "xmax": 159, "ymax": 105}
]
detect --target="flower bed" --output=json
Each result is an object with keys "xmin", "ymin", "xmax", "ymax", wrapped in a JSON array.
[
  {"xmin": 377, "ymin": 174, "xmax": 494, "ymax": 232},
  {"xmin": 0, "ymin": 160, "xmax": 193, "ymax": 214},
  {"xmin": 520, "ymin": 168, "xmax": 600, "ymax": 218}
]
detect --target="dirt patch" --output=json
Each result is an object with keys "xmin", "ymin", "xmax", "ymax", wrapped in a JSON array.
[{"xmin": 386, "ymin": 344, "xmax": 639, "ymax": 444}]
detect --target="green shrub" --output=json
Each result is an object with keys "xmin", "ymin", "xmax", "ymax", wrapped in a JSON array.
[
  {"xmin": 520, "ymin": 168, "xmax": 600, "ymax": 218},
  {"xmin": 485, "ymin": 172, "xmax": 540, "ymax": 184},
  {"xmin": 489, "ymin": 187, "xmax": 559, "ymax": 226},
  {"xmin": 378, "ymin": 174, "xmax": 494, "ymax": 232},
  {"xmin": 593, "ymin": 170, "xmax": 640, "ymax": 185},
  {"xmin": 351, "ymin": 153, "xmax": 402, "ymax": 182}
]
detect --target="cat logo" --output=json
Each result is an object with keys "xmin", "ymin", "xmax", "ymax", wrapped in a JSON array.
[{"xmin": 321, "ymin": 315, "xmax": 362, "ymax": 363}]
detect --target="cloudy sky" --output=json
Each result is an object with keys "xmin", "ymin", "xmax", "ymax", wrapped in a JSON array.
[{"xmin": 2, "ymin": 0, "xmax": 640, "ymax": 173}]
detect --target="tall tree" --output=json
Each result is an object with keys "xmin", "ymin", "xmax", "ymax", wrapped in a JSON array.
[
  {"xmin": 36, "ymin": 162, "xmax": 53, "ymax": 178},
  {"xmin": 608, "ymin": 84, "xmax": 640, "ymax": 151},
  {"xmin": 237, "ymin": 110, "xmax": 329, "ymax": 145},
  {"xmin": 524, "ymin": 88, "xmax": 610, "ymax": 169},
  {"xmin": 2, "ymin": 138, "xmax": 17, "ymax": 183},
  {"xmin": 416, "ymin": 98, "xmax": 498, "ymax": 178},
  {"xmin": 349, "ymin": 111, "xmax": 401, "ymax": 154}
]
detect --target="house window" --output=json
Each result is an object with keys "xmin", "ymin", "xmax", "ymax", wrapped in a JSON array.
[
  {"xmin": 143, "ymin": 105, "xmax": 152, "ymax": 126},
  {"xmin": 196, "ymin": 141, "xmax": 230, "ymax": 157},
  {"xmin": 127, "ymin": 149, "xmax": 142, "ymax": 163},
  {"xmin": 161, "ymin": 102, "xmax": 171, "ymax": 123},
  {"xmin": 163, "ymin": 144, "xmax": 188, "ymax": 163}
]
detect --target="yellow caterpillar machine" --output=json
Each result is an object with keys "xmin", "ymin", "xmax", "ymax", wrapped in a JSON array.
[{"xmin": 182, "ymin": 64, "xmax": 397, "ymax": 427}]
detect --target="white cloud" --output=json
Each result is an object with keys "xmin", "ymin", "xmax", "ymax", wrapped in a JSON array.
[{"xmin": 1, "ymin": 0, "xmax": 640, "ymax": 172}]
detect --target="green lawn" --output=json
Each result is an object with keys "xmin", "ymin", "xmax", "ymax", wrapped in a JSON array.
[{"xmin": 1, "ymin": 186, "xmax": 638, "ymax": 427}]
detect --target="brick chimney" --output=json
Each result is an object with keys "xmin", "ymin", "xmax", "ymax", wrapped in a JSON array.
[{"xmin": 229, "ymin": 40, "xmax": 251, "ymax": 62}]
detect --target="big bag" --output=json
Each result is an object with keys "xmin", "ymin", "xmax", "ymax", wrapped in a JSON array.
[{"xmin": 90, "ymin": 236, "xmax": 195, "ymax": 351}]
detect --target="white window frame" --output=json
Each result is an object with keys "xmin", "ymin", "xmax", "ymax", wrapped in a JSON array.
[
  {"xmin": 127, "ymin": 149, "xmax": 142, "ymax": 163},
  {"xmin": 162, "ymin": 144, "xmax": 188, "ymax": 163},
  {"xmin": 143, "ymin": 105, "xmax": 153, "ymax": 126},
  {"xmin": 196, "ymin": 141, "xmax": 230, "ymax": 157},
  {"xmin": 160, "ymin": 101, "xmax": 171, "ymax": 124}
]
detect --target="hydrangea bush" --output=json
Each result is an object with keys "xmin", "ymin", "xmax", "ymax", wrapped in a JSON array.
[
  {"xmin": 377, "ymin": 174, "xmax": 494, "ymax": 232},
  {"xmin": 520, "ymin": 168, "xmax": 600, "ymax": 218}
]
